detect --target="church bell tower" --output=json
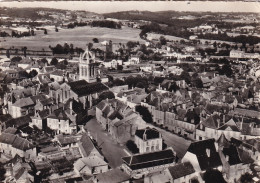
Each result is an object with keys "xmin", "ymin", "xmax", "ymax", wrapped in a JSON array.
[{"xmin": 79, "ymin": 48, "xmax": 98, "ymax": 83}]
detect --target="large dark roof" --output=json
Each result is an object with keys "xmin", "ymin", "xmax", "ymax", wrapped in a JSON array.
[
  {"xmin": 222, "ymin": 145, "xmax": 242, "ymax": 166},
  {"xmin": 168, "ymin": 162, "xmax": 195, "ymax": 180},
  {"xmin": 187, "ymin": 139, "xmax": 222, "ymax": 171},
  {"xmin": 5, "ymin": 115, "xmax": 31, "ymax": 129},
  {"xmin": 135, "ymin": 127, "xmax": 160, "ymax": 140},
  {"xmin": 122, "ymin": 149, "xmax": 175, "ymax": 166},
  {"xmin": 68, "ymin": 80, "xmax": 108, "ymax": 97}
]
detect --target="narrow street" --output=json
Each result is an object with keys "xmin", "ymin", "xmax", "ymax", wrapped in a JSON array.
[
  {"xmin": 147, "ymin": 124, "xmax": 191, "ymax": 159},
  {"xmin": 84, "ymin": 118, "xmax": 128, "ymax": 169}
]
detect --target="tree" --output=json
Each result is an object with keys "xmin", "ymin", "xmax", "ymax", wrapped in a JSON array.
[
  {"xmin": 22, "ymin": 46, "xmax": 27, "ymax": 57},
  {"xmin": 113, "ymin": 78, "xmax": 125, "ymax": 86},
  {"xmin": 0, "ymin": 163, "xmax": 6, "ymax": 181},
  {"xmin": 29, "ymin": 69, "xmax": 38, "ymax": 78},
  {"xmin": 93, "ymin": 38, "xmax": 99, "ymax": 43},
  {"xmin": 159, "ymin": 36, "xmax": 167, "ymax": 45},
  {"xmin": 6, "ymin": 49, "xmax": 10, "ymax": 58},
  {"xmin": 117, "ymin": 65, "xmax": 123, "ymax": 71},
  {"xmin": 93, "ymin": 91, "xmax": 115, "ymax": 106},
  {"xmin": 50, "ymin": 57, "xmax": 58, "ymax": 65},
  {"xmin": 126, "ymin": 140, "xmax": 139, "ymax": 154},
  {"xmin": 203, "ymin": 169, "xmax": 226, "ymax": 183},
  {"xmin": 135, "ymin": 105, "xmax": 153, "ymax": 123},
  {"xmin": 44, "ymin": 29, "xmax": 47, "ymax": 34},
  {"xmin": 240, "ymin": 173, "xmax": 253, "ymax": 183},
  {"xmin": 192, "ymin": 78, "xmax": 203, "ymax": 88},
  {"xmin": 126, "ymin": 41, "xmax": 137, "ymax": 50},
  {"xmin": 220, "ymin": 64, "xmax": 233, "ymax": 77},
  {"xmin": 88, "ymin": 42, "xmax": 93, "ymax": 50}
]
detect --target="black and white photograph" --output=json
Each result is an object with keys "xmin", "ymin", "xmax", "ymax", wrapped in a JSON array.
[{"xmin": 0, "ymin": 0, "xmax": 260, "ymax": 182}]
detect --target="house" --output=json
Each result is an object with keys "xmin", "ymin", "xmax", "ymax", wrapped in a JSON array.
[
  {"xmin": 124, "ymin": 55, "xmax": 140, "ymax": 66},
  {"xmin": 102, "ymin": 59, "xmax": 122, "ymax": 69},
  {"xmin": 47, "ymin": 107, "xmax": 77, "ymax": 134},
  {"xmin": 0, "ymin": 132, "xmax": 37, "ymax": 159},
  {"xmin": 135, "ymin": 127, "xmax": 162, "ymax": 154},
  {"xmin": 74, "ymin": 156, "xmax": 108, "ymax": 176},
  {"xmin": 216, "ymin": 133, "xmax": 253, "ymax": 182},
  {"xmin": 93, "ymin": 167, "xmax": 131, "ymax": 183},
  {"xmin": 30, "ymin": 109, "xmax": 49, "ymax": 129},
  {"xmin": 196, "ymin": 114, "xmax": 241, "ymax": 141},
  {"xmin": 182, "ymin": 139, "xmax": 222, "ymax": 172},
  {"xmin": 77, "ymin": 133, "xmax": 103, "ymax": 159},
  {"xmin": 116, "ymin": 87, "xmax": 148, "ymax": 108},
  {"xmin": 144, "ymin": 162, "xmax": 203, "ymax": 183},
  {"xmin": 1, "ymin": 115, "xmax": 31, "ymax": 134},
  {"xmin": 121, "ymin": 148, "xmax": 176, "ymax": 178},
  {"xmin": 0, "ymin": 114, "xmax": 12, "ymax": 134},
  {"xmin": 96, "ymin": 99, "xmax": 146, "ymax": 144},
  {"xmin": 49, "ymin": 70, "xmax": 65, "ymax": 82},
  {"xmin": 5, "ymin": 155, "xmax": 34, "ymax": 183}
]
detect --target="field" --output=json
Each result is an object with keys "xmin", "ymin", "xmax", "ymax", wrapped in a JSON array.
[{"xmin": 0, "ymin": 26, "xmax": 145, "ymax": 50}]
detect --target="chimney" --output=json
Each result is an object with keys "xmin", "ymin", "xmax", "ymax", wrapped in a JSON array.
[
  {"xmin": 206, "ymin": 148, "xmax": 210, "ymax": 157},
  {"xmin": 225, "ymin": 155, "xmax": 229, "ymax": 162},
  {"xmin": 217, "ymin": 118, "xmax": 220, "ymax": 128},
  {"xmin": 240, "ymin": 116, "xmax": 244, "ymax": 130}
]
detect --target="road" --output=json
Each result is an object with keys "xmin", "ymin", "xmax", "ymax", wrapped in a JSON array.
[
  {"xmin": 84, "ymin": 118, "xmax": 128, "ymax": 169},
  {"xmin": 147, "ymin": 124, "xmax": 191, "ymax": 159}
]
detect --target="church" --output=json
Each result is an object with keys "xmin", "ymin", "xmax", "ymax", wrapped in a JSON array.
[{"xmin": 53, "ymin": 48, "xmax": 109, "ymax": 109}]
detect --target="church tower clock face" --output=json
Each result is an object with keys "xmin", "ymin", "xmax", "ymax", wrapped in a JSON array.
[{"xmin": 79, "ymin": 48, "xmax": 97, "ymax": 83}]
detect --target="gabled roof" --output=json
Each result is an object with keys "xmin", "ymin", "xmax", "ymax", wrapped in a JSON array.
[
  {"xmin": 135, "ymin": 127, "xmax": 160, "ymax": 140},
  {"xmin": 79, "ymin": 133, "xmax": 97, "ymax": 157},
  {"xmin": 68, "ymin": 80, "xmax": 108, "ymax": 97},
  {"xmin": 96, "ymin": 167, "xmax": 130, "ymax": 183},
  {"xmin": 48, "ymin": 108, "xmax": 68, "ymax": 120},
  {"xmin": 122, "ymin": 149, "xmax": 175, "ymax": 169},
  {"xmin": 222, "ymin": 145, "xmax": 242, "ymax": 166},
  {"xmin": 168, "ymin": 162, "xmax": 195, "ymax": 180},
  {"xmin": 13, "ymin": 97, "xmax": 35, "ymax": 108},
  {"xmin": 5, "ymin": 115, "xmax": 31, "ymax": 129},
  {"xmin": 217, "ymin": 133, "xmax": 230, "ymax": 148},
  {"xmin": 0, "ymin": 114, "xmax": 12, "ymax": 123},
  {"xmin": 0, "ymin": 132, "xmax": 34, "ymax": 151},
  {"xmin": 186, "ymin": 139, "xmax": 222, "ymax": 171}
]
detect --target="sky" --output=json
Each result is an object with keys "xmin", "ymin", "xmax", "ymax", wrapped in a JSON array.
[{"xmin": 0, "ymin": 1, "xmax": 260, "ymax": 14}]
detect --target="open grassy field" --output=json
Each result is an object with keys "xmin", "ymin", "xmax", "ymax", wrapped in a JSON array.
[{"xmin": 0, "ymin": 26, "xmax": 145, "ymax": 50}]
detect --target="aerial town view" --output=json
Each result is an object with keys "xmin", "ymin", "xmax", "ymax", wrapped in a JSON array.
[{"xmin": 0, "ymin": 1, "xmax": 260, "ymax": 183}]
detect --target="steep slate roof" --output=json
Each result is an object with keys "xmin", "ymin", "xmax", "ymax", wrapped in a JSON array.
[
  {"xmin": 5, "ymin": 115, "xmax": 31, "ymax": 129},
  {"xmin": 223, "ymin": 146, "xmax": 242, "ymax": 166},
  {"xmin": 0, "ymin": 132, "xmax": 34, "ymax": 151},
  {"xmin": 168, "ymin": 162, "xmax": 195, "ymax": 180},
  {"xmin": 79, "ymin": 133, "xmax": 97, "ymax": 157},
  {"xmin": 96, "ymin": 168, "xmax": 130, "ymax": 183},
  {"xmin": 217, "ymin": 133, "xmax": 230, "ymax": 148},
  {"xmin": 237, "ymin": 148, "xmax": 254, "ymax": 164},
  {"xmin": 48, "ymin": 108, "xmax": 68, "ymax": 120},
  {"xmin": 68, "ymin": 80, "xmax": 108, "ymax": 97},
  {"xmin": 135, "ymin": 127, "xmax": 160, "ymax": 140},
  {"xmin": 186, "ymin": 139, "xmax": 222, "ymax": 171},
  {"xmin": 56, "ymin": 134, "xmax": 77, "ymax": 146},
  {"xmin": 13, "ymin": 97, "xmax": 35, "ymax": 108},
  {"xmin": 122, "ymin": 149, "xmax": 175, "ymax": 169},
  {"xmin": 0, "ymin": 114, "xmax": 12, "ymax": 123}
]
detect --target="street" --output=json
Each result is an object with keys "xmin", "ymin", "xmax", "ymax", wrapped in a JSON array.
[
  {"xmin": 84, "ymin": 118, "xmax": 128, "ymax": 169},
  {"xmin": 147, "ymin": 124, "xmax": 191, "ymax": 159}
]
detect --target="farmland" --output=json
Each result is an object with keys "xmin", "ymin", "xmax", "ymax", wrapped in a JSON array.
[{"xmin": 0, "ymin": 26, "xmax": 145, "ymax": 50}]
